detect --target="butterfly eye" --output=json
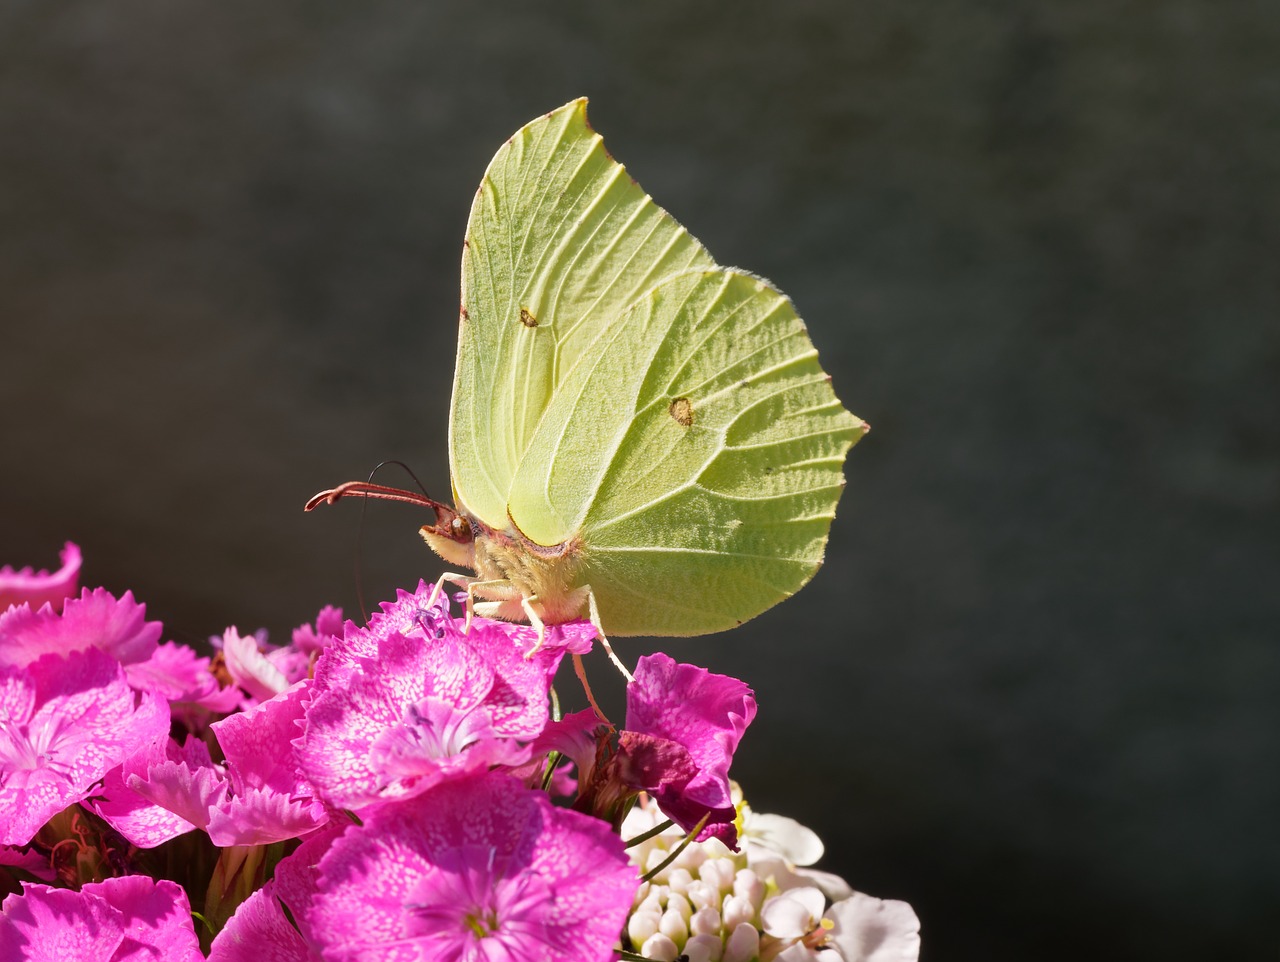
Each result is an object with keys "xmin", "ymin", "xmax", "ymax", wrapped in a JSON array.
[{"xmin": 451, "ymin": 517, "xmax": 473, "ymax": 541}]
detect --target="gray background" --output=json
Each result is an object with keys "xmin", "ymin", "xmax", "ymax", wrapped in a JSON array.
[{"xmin": 2, "ymin": 2, "xmax": 1276, "ymax": 958}]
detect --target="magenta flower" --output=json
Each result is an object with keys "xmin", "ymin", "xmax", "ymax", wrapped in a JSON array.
[
  {"xmin": 0, "ymin": 845, "xmax": 55, "ymax": 881},
  {"xmin": 91, "ymin": 682, "xmax": 326, "ymax": 847},
  {"xmin": 125, "ymin": 641, "xmax": 241, "ymax": 723},
  {"xmin": 322, "ymin": 581, "xmax": 594, "ymax": 685},
  {"xmin": 0, "ymin": 647, "xmax": 169, "ymax": 846},
  {"xmin": 303, "ymin": 772, "xmax": 637, "ymax": 962},
  {"xmin": 208, "ymin": 881, "xmax": 323, "ymax": 962},
  {"xmin": 206, "ymin": 680, "xmax": 327, "ymax": 845},
  {"xmin": 0, "ymin": 542, "xmax": 81, "ymax": 614},
  {"xmin": 621, "ymin": 653, "xmax": 757, "ymax": 847},
  {"xmin": 0, "ymin": 876, "xmax": 202, "ymax": 961},
  {"xmin": 0, "ymin": 587, "xmax": 161, "ymax": 673},
  {"xmin": 86, "ymin": 734, "xmax": 224, "ymax": 847},
  {"xmin": 296, "ymin": 585, "xmax": 574, "ymax": 812},
  {"xmin": 291, "ymin": 605, "xmax": 344, "ymax": 657},
  {"xmin": 218, "ymin": 627, "xmax": 292, "ymax": 705}
]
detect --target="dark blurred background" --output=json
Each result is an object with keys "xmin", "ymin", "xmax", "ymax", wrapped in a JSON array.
[{"xmin": 2, "ymin": 1, "xmax": 1276, "ymax": 958}]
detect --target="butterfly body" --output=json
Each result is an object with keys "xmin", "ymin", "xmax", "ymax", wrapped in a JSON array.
[{"xmin": 420, "ymin": 510, "xmax": 589, "ymax": 625}]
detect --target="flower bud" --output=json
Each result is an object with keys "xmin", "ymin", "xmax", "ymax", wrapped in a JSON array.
[
  {"xmin": 722, "ymin": 922, "xmax": 761, "ymax": 962},
  {"xmin": 685, "ymin": 933, "xmax": 725, "ymax": 962},
  {"xmin": 641, "ymin": 933, "xmax": 681, "ymax": 962},
  {"xmin": 733, "ymin": 868, "xmax": 765, "ymax": 909},
  {"xmin": 682, "ymin": 843, "xmax": 709, "ymax": 870},
  {"xmin": 666, "ymin": 892, "xmax": 692, "ymax": 922},
  {"xmin": 690, "ymin": 905, "xmax": 722, "ymax": 937},
  {"xmin": 628, "ymin": 909, "xmax": 661, "ymax": 946},
  {"xmin": 688, "ymin": 879, "xmax": 720, "ymax": 912},
  {"xmin": 701, "ymin": 857, "xmax": 737, "ymax": 892},
  {"xmin": 639, "ymin": 890, "xmax": 665, "ymax": 916},
  {"xmin": 721, "ymin": 894, "xmax": 755, "ymax": 930},
  {"xmin": 667, "ymin": 867, "xmax": 694, "ymax": 895},
  {"xmin": 659, "ymin": 906, "xmax": 689, "ymax": 943}
]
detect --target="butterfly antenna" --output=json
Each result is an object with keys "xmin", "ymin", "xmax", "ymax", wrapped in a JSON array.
[{"xmin": 306, "ymin": 462, "xmax": 459, "ymax": 625}]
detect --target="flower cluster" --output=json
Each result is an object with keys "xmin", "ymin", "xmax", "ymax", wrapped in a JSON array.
[
  {"xmin": 622, "ymin": 793, "xmax": 920, "ymax": 962},
  {"xmin": 0, "ymin": 544, "xmax": 919, "ymax": 961}
]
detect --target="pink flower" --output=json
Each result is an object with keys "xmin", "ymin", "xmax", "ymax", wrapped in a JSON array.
[
  {"xmin": 206, "ymin": 681, "xmax": 328, "ymax": 845},
  {"xmin": 296, "ymin": 586, "xmax": 570, "ymax": 812},
  {"xmin": 208, "ymin": 881, "xmax": 323, "ymax": 962},
  {"xmin": 215, "ymin": 606, "xmax": 336, "ymax": 708},
  {"xmin": 303, "ymin": 772, "xmax": 637, "ymax": 962},
  {"xmin": 620, "ymin": 653, "xmax": 756, "ymax": 847},
  {"xmin": 218, "ymin": 627, "xmax": 292, "ymax": 705},
  {"xmin": 0, "ymin": 588, "xmax": 161, "ymax": 672},
  {"xmin": 0, "ymin": 542, "xmax": 81, "ymax": 614},
  {"xmin": 0, "ymin": 876, "xmax": 202, "ymax": 961},
  {"xmin": 125, "ymin": 641, "xmax": 241, "ymax": 723},
  {"xmin": 291, "ymin": 605, "xmax": 344, "ymax": 657},
  {"xmin": 0, "ymin": 845, "xmax": 55, "ymax": 882},
  {"xmin": 0, "ymin": 648, "xmax": 169, "ymax": 846},
  {"xmin": 85, "ymin": 735, "xmax": 223, "ymax": 847},
  {"xmin": 323, "ymin": 582, "xmax": 593, "ymax": 686},
  {"xmin": 91, "ymin": 683, "xmax": 326, "ymax": 847}
]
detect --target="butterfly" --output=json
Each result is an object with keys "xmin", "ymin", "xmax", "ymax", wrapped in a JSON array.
[{"xmin": 308, "ymin": 98, "xmax": 866, "ymax": 649}]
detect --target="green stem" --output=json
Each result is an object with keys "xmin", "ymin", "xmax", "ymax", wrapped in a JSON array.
[
  {"xmin": 638, "ymin": 812, "xmax": 710, "ymax": 883},
  {"xmin": 623, "ymin": 818, "xmax": 675, "ymax": 849}
]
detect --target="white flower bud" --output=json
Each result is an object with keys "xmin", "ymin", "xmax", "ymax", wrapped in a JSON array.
[
  {"xmin": 682, "ymin": 843, "xmax": 709, "ymax": 870},
  {"xmin": 690, "ymin": 905, "xmax": 722, "ymax": 937},
  {"xmin": 628, "ymin": 909, "xmax": 661, "ymax": 947},
  {"xmin": 641, "ymin": 933, "xmax": 681, "ymax": 962},
  {"xmin": 684, "ymin": 933, "xmax": 725, "ymax": 962},
  {"xmin": 639, "ymin": 889, "xmax": 666, "ymax": 916},
  {"xmin": 688, "ymin": 879, "xmax": 721, "ymax": 912},
  {"xmin": 701, "ymin": 857, "xmax": 737, "ymax": 892},
  {"xmin": 722, "ymin": 922, "xmax": 761, "ymax": 962},
  {"xmin": 667, "ymin": 867, "xmax": 694, "ymax": 895},
  {"xmin": 659, "ymin": 906, "xmax": 689, "ymax": 944},
  {"xmin": 721, "ymin": 894, "xmax": 755, "ymax": 930},
  {"xmin": 666, "ymin": 892, "xmax": 692, "ymax": 922},
  {"xmin": 733, "ymin": 869, "xmax": 765, "ymax": 909}
]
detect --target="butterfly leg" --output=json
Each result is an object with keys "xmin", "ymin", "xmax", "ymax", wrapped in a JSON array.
[
  {"xmin": 462, "ymin": 579, "xmax": 518, "ymax": 634},
  {"xmin": 583, "ymin": 586, "xmax": 634, "ymax": 682},
  {"xmin": 427, "ymin": 572, "xmax": 476, "ymax": 613},
  {"xmin": 518, "ymin": 595, "xmax": 547, "ymax": 654}
]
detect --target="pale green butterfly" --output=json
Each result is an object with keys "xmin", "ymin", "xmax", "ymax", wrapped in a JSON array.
[{"xmin": 309, "ymin": 98, "xmax": 866, "ymax": 648}]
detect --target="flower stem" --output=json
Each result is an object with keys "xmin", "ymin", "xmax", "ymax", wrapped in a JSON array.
[
  {"xmin": 623, "ymin": 818, "xmax": 675, "ymax": 849},
  {"xmin": 638, "ymin": 812, "xmax": 710, "ymax": 883}
]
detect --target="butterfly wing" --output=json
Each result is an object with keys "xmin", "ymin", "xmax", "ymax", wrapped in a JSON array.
[
  {"xmin": 451, "ymin": 98, "xmax": 715, "ymax": 528},
  {"xmin": 507, "ymin": 268, "xmax": 865, "ymax": 636}
]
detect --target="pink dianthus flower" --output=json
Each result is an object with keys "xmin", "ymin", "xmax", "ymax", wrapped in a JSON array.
[{"xmin": 303, "ymin": 772, "xmax": 637, "ymax": 962}]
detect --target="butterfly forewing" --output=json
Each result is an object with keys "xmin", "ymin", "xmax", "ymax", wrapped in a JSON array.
[{"xmin": 451, "ymin": 98, "xmax": 715, "ymax": 530}]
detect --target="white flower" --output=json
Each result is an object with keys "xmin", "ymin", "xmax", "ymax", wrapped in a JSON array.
[
  {"xmin": 827, "ymin": 892, "xmax": 921, "ymax": 962},
  {"xmin": 759, "ymin": 887, "xmax": 920, "ymax": 962}
]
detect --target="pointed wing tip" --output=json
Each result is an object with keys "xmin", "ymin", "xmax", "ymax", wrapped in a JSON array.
[{"xmin": 549, "ymin": 96, "xmax": 591, "ymax": 126}]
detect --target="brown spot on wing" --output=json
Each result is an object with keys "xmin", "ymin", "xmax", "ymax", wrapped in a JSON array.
[{"xmin": 669, "ymin": 397, "xmax": 694, "ymax": 427}]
